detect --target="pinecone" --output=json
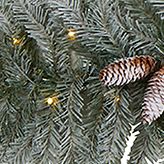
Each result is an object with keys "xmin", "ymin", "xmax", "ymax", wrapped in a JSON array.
[
  {"xmin": 99, "ymin": 55, "xmax": 156, "ymax": 86},
  {"xmin": 142, "ymin": 66, "xmax": 164, "ymax": 124}
]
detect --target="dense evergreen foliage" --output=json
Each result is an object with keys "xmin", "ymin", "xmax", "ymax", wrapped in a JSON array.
[{"xmin": 0, "ymin": 0, "xmax": 163, "ymax": 163}]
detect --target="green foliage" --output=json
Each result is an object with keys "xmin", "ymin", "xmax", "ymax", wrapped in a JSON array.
[
  {"xmin": 95, "ymin": 88, "xmax": 133, "ymax": 163},
  {"xmin": 128, "ymin": 123, "xmax": 164, "ymax": 164},
  {"xmin": 0, "ymin": 0, "xmax": 163, "ymax": 164}
]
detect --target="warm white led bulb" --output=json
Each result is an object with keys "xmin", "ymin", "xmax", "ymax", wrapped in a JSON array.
[
  {"xmin": 47, "ymin": 97, "xmax": 53, "ymax": 105},
  {"xmin": 67, "ymin": 29, "xmax": 76, "ymax": 41},
  {"xmin": 115, "ymin": 96, "xmax": 120, "ymax": 102},
  {"xmin": 13, "ymin": 38, "xmax": 21, "ymax": 45},
  {"xmin": 68, "ymin": 31, "xmax": 75, "ymax": 37}
]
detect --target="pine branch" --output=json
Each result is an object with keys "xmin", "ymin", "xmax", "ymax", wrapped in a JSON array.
[
  {"xmin": 148, "ymin": 0, "xmax": 164, "ymax": 19},
  {"xmin": 120, "ymin": 0, "xmax": 164, "ymax": 42},
  {"xmin": 0, "ymin": 33, "xmax": 42, "ymax": 163},
  {"xmin": 115, "ymin": 3, "xmax": 159, "ymax": 55},
  {"xmin": 30, "ymin": 109, "xmax": 62, "ymax": 164},
  {"xmin": 121, "ymin": 0, "xmax": 161, "ymax": 25},
  {"xmin": 0, "ymin": 13, "xmax": 12, "ymax": 36},
  {"xmin": 128, "ymin": 123, "xmax": 163, "ymax": 164},
  {"xmin": 13, "ymin": 0, "xmax": 51, "ymax": 45},
  {"xmin": 0, "ymin": 0, "xmax": 15, "ymax": 31},
  {"xmin": 127, "ymin": 78, "xmax": 148, "ymax": 123},
  {"xmin": 11, "ymin": 0, "xmax": 54, "ymax": 64},
  {"xmin": 76, "ymin": 0, "xmax": 129, "ymax": 58},
  {"xmin": 0, "ymin": 99, "xmax": 24, "ymax": 162},
  {"xmin": 95, "ymin": 88, "xmax": 133, "ymax": 163},
  {"xmin": 49, "ymin": 0, "xmax": 85, "ymax": 27},
  {"xmin": 55, "ymin": 77, "xmax": 92, "ymax": 163},
  {"xmin": 0, "ymin": 3, "xmax": 15, "ymax": 55},
  {"xmin": 81, "ymin": 76, "xmax": 103, "ymax": 136},
  {"xmin": 50, "ymin": 0, "xmax": 127, "ymax": 60},
  {"xmin": 3, "ymin": 123, "xmax": 34, "ymax": 164}
]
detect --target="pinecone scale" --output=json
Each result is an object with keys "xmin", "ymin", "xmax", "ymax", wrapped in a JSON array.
[
  {"xmin": 142, "ymin": 66, "xmax": 164, "ymax": 124},
  {"xmin": 99, "ymin": 56, "xmax": 156, "ymax": 86}
]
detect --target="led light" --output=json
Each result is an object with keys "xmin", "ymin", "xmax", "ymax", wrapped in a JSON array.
[
  {"xmin": 115, "ymin": 96, "xmax": 120, "ymax": 102},
  {"xmin": 13, "ymin": 38, "xmax": 22, "ymax": 45},
  {"xmin": 46, "ymin": 96, "xmax": 59, "ymax": 106},
  {"xmin": 47, "ymin": 97, "xmax": 54, "ymax": 105},
  {"xmin": 67, "ymin": 28, "xmax": 76, "ymax": 41}
]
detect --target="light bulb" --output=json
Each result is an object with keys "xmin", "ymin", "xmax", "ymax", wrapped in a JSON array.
[
  {"xmin": 12, "ymin": 38, "xmax": 22, "ymax": 45},
  {"xmin": 67, "ymin": 28, "xmax": 76, "ymax": 41},
  {"xmin": 47, "ymin": 97, "xmax": 54, "ymax": 105}
]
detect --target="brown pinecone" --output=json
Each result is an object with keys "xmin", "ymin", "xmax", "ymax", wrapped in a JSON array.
[
  {"xmin": 142, "ymin": 66, "xmax": 164, "ymax": 124},
  {"xmin": 99, "ymin": 55, "xmax": 156, "ymax": 86}
]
